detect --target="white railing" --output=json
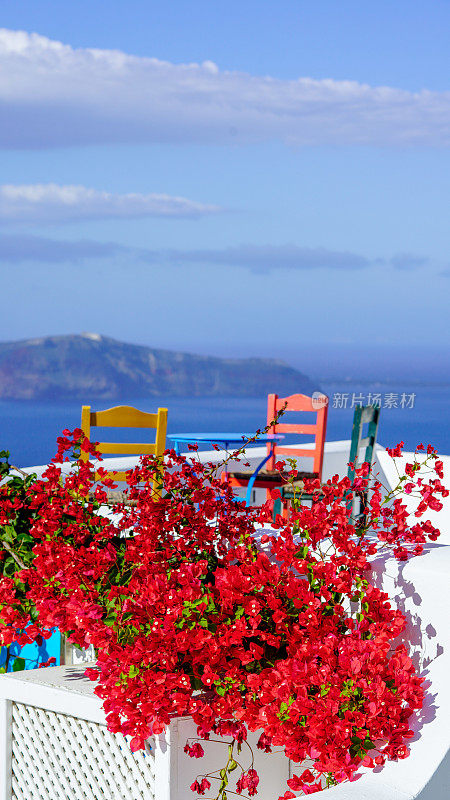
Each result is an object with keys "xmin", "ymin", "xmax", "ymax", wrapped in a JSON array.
[{"xmin": 0, "ymin": 665, "xmax": 158, "ymax": 800}]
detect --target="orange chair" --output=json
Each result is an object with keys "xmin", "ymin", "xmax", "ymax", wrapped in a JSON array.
[
  {"xmin": 227, "ymin": 392, "xmax": 328, "ymax": 505},
  {"xmin": 80, "ymin": 404, "xmax": 167, "ymax": 483}
]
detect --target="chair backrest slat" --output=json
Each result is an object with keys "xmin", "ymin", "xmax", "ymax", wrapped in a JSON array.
[
  {"xmin": 80, "ymin": 404, "xmax": 168, "ymax": 483},
  {"xmin": 91, "ymin": 406, "xmax": 159, "ymax": 428},
  {"xmin": 275, "ymin": 423, "xmax": 318, "ymax": 435},
  {"xmin": 266, "ymin": 392, "xmax": 328, "ymax": 478},
  {"xmin": 96, "ymin": 442, "xmax": 157, "ymax": 456},
  {"xmin": 272, "ymin": 446, "xmax": 320, "ymax": 462}
]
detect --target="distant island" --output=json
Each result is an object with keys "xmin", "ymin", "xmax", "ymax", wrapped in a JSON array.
[{"xmin": 0, "ymin": 333, "xmax": 318, "ymax": 400}]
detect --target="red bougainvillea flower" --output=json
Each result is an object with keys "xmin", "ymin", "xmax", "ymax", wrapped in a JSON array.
[
  {"xmin": 0, "ymin": 432, "xmax": 446, "ymax": 798},
  {"xmin": 185, "ymin": 742, "xmax": 205, "ymax": 758}
]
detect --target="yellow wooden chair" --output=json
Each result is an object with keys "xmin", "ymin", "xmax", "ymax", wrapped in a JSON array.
[{"xmin": 80, "ymin": 404, "xmax": 168, "ymax": 487}]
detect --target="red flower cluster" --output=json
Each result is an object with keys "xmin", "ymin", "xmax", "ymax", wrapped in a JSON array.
[
  {"xmin": 191, "ymin": 777, "xmax": 212, "ymax": 795},
  {"xmin": 0, "ymin": 432, "xmax": 447, "ymax": 798}
]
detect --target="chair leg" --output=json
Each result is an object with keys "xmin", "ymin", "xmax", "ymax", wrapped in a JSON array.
[
  {"xmin": 272, "ymin": 497, "xmax": 282, "ymax": 521},
  {"xmin": 272, "ymin": 496, "xmax": 291, "ymax": 522},
  {"xmin": 346, "ymin": 490, "xmax": 368, "ymax": 529}
]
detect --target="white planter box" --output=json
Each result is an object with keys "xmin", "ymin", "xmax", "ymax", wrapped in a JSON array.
[{"xmin": 0, "ymin": 664, "xmax": 291, "ymax": 800}]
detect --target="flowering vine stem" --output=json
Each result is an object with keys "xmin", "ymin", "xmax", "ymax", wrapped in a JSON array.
[
  {"xmin": 189, "ymin": 402, "xmax": 288, "ymax": 480},
  {"xmin": 187, "ymin": 737, "xmax": 256, "ymax": 799}
]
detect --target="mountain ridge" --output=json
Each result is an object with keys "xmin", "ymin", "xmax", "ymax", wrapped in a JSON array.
[{"xmin": 0, "ymin": 333, "xmax": 318, "ymax": 400}]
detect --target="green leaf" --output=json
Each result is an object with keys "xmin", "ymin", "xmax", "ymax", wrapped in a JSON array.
[
  {"xmin": 12, "ymin": 657, "xmax": 26, "ymax": 672},
  {"xmin": 228, "ymin": 760, "xmax": 238, "ymax": 772},
  {"xmin": 3, "ymin": 556, "xmax": 18, "ymax": 577},
  {"xmin": 17, "ymin": 533, "xmax": 34, "ymax": 545},
  {"xmin": 1, "ymin": 525, "xmax": 15, "ymax": 544}
]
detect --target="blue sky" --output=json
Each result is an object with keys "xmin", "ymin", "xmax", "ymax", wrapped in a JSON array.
[{"xmin": 0, "ymin": 0, "xmax": 449, "ymax": 367}]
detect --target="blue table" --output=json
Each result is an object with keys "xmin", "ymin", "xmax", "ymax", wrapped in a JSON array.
[{"xmin": 168, "ymin": 432, "xmax": 284, "ymax": 506}]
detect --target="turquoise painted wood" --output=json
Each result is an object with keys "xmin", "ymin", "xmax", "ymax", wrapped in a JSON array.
[
  {"xmin": 347, "ymin": 404, "xmax": 380, "ymax": 482},
  {"xmin": 346, "ymin": 404, "xmax": 381, "ymax": 523}
]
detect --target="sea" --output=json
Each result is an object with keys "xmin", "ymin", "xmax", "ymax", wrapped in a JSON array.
[{"xmin": 0, "ymin": 382, "xmax": 449, "ymax": 468}]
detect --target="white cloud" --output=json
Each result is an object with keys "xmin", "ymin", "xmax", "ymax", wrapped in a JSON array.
[
  {"xmin": 163, "ymin": 244, "xmax": 371, "ymax": 271},
  {"xmin": 389, "ymin": 252, "xmax": 429, "ymax": 270},
  {"xmin": 0, "ymin": 29, "xmax": 449, "ymax": 149},
  {"xmin": 0, "ymin": 236, "xmax": 371, "ymax": 271},
  {"xmin": 0, "ymin": 233, "xmax": 128, "ymax": 263},
  {"xmin": 0, "ymin": 234, "xmax": 435, "ymax": 273},
  {"xmin": 0, "ymin": 183, "xmax": 220, "ymax": 223}
]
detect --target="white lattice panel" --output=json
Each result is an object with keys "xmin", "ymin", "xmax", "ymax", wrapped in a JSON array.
[{"xmin": 10, "ymin": 702, "xmax": 155, "ymax": 800}]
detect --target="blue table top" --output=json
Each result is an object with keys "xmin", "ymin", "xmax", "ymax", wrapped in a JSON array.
[{"xmin": 168, "ymin": 432, "xmax": 284, "ymax": 445}]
